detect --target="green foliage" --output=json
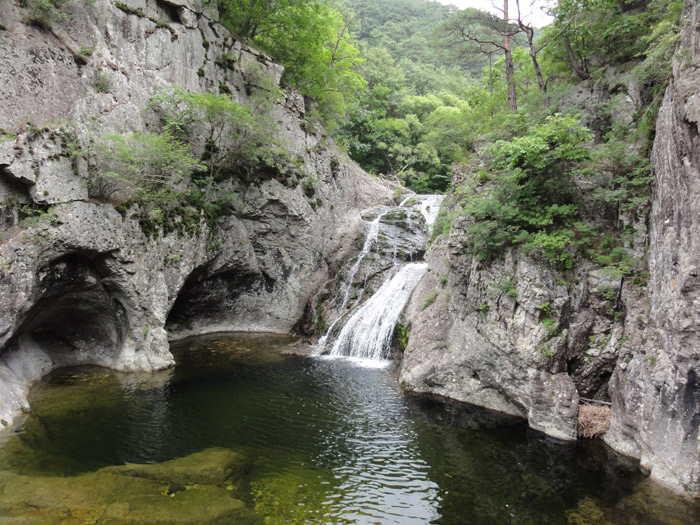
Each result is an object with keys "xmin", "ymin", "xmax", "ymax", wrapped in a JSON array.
[
  {"xmin": 90, "ymin": 131, "xmax": 204, "ymax": 204},
  {"xmin": 430, "ymin": 205, "xmax": 451, "ymax": 243},
  {"xmin": 93, "ymin": 69, "xmax": 113, "ymax": 93},
  {"xmin": 20, "ymin": 0, "xmax": 68, "ymax": 29},
  {"xmin": 495, "ymin": 278, "xmax": 518, "ymax": 299},
  {"xmin": 302, "ymin": 175, "xmax": 320, "ymax": 198},
  {"xmin": 544, "ymin": 0, "xmax": 682, "ymax": 90},
  {"xmin": 394, "ymin": 323, "xmax": 410, "ymax": 352},
  {"xmin": 147, "ymin": 86, "xmax": 302, "ymax": 186},
  {"xmin": 477, "ymin": 303, "xmax": 490, "ymax": 315},
  {"xmin": 215, "ymin": 0, "xmax": 365, "ymax": 128},
  {"xmin": 459, "ymin": 114, "xmax": 593, "ymax": 266},
  {"xmin": 18, "ymin": 204, "xmax": 58, "ymax": 228},
  {"xmin": 536, "ymin": 343, "xmax": 554, "ymax": 357},
  {"xmin": 537, "ymin": 302, "xmax": 555, "ymax": 318},
  {"xmin": 114, "ymin": 1, "xmax": 176, "ymax": 36},
  {"xmin": 421, "ymin": 291, "xmax": 438, "ymax": 311}
]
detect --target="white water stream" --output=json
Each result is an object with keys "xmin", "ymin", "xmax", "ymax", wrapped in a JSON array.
[
  {"xmin": 319, "ymin": 194, "xmax": 445, "ymax": 364},
  {"xmin": 328, "ymin": 262, "xmax": 428, "ymax": 361}
]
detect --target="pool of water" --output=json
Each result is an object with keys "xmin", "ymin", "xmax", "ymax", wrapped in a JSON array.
[{"xmin": 0, "ymin": 333, "xmax": 698, "ymax": 524}]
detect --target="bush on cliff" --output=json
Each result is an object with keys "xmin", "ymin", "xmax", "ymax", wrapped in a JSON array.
[{"xmin": 459, "ymin": 114, "xmax": 594, "ymax": 268}]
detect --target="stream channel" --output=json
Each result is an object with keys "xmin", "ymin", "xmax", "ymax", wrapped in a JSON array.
[{"xmin": 0, "ymin": 197, "xmax": 699, "ymax": 523}]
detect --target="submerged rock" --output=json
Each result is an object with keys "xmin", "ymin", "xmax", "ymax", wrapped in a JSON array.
[
  {"xmin": 0, "ymin": 448, "xmax": 260, "ymax": 524},
  {"xmin": 103, "ymin": 447, "xmax": 252, "ymax": 487}
]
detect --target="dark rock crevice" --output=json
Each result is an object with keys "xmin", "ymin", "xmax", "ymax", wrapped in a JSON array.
[{"xmin": 166, "ymin": 267, "xmax": 264, "ymax": 337}]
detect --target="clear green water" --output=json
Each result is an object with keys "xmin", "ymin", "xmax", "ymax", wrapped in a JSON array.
[{"xmin": 0, "ymin": 333, "xmax": 698, "ymax": 524}]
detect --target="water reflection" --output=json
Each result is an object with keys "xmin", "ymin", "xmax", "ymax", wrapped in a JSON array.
[{"xmin": 0, "ymin": 334, "xmax": 697, "ymax": 524}]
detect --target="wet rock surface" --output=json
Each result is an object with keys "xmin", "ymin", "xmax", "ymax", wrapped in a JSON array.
[{"xmin": 0, "ymin": 448, "xmax": 259, "ymax": 524}]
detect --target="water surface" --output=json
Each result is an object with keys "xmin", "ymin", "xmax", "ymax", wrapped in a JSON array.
[{"xmin": 0, "ymin": 333, "xmax": 698, "ymax": 524}]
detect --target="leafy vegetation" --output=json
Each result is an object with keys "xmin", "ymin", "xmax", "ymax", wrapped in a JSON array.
[
  {"xmin": 458, "ymin": 114, "xmax": 593, "ymax": 268},
  {"xmin": 421, "ymin": 291, "xmax": 438, "ymax": 311},
  {"xmin": 19, "ymin": 0, "xmax": 68, "ymax": 29},
  {"xmin": 394, "ymin": 323, "xmax": 410, "ymax": 352},
  {"xmin": 88, "ymin": 131, "xmax": 203, "ymax": 203},
  {"xmin": 15, "ymin": 0, "xmax": 680, "ymax": 269},
  {"xmin": 212, "ymin": 0, "xmax": 366, "ymax": 130},
  {"xmin": 82, "ymin": 85, "xmax": 309, "ymax": 238}
]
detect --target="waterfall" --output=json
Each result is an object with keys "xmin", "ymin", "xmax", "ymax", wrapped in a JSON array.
[
  {"xmin": 318, "ymin": 194, "xmax": 445, "ymax": 363},
  {"xmin": 418, "ymin": 195, "xmax": 444, "ymax": 229},
  {"xmin": 317, "ymin": 210, "xmax": 389, "ymax": 348},
  {"xmin": 328, "ymin": 263, "xmax": 428, "ymax": 361}
]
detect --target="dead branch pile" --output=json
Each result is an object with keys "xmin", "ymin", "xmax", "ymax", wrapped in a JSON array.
[{"xmin": 578, "ymin": 404, "xmax": 610, "ymax": 438}]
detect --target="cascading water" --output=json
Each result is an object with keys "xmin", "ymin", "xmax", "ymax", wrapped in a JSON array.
[
  {"xmin": 320, "ymin": 194, "xmax": 445, "ymax": 363},
  {"xmin": 317, "ymin": 196, "xmax": 418, "ymax": 348},
  {"xmin": 317, "ymin": 211, "xmax": 388, "ymax": 348},
  {"xmin": 328, "ymin": 262, "xmax": 428, "ymax": 360}
]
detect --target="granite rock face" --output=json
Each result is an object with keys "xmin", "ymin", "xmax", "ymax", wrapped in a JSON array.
[
  {"xmin": 401, "ymin": 0, "xmax": 700, "ymax": 495},
  {"xmin": 0, "ymin": 0, "xmax": 391, "ymax": 427},
  {"xmin": 399, "ymin": 221, "xmax": 624, "ymax": 442},
  {"xmin": 604, "ymin": 0, "xmax": 700, "ymax": 496}
]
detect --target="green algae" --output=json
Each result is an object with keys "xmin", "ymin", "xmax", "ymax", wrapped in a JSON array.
[
  {"xmin": 103, "ymin": 447, "xmax": 252, "ymax": 488},
  {"xmin": 0, "ymin": 448, "xmax": 260, "ymax": 524},
  {"xmin": 244, "ymin": 451, "xmax": 344, "ymax": 525}
]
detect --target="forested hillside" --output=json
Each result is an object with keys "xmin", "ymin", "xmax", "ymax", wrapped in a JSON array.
[
  {"xmin": 211, "ymin": 0, "xmax": 681, "ymax": 196},
  {"xmin": 2, "ymin": 0, "xmax": 700, "ymax": 507}
]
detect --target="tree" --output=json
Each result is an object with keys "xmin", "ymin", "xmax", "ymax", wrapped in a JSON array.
[
  {"xmin": 438, "ymin": 3, "xmax": 521, "ymax": 111},
  {"xmin": 147, "ymin": 86, "xmax": 302, "ymax": 186},
  {"xmin": 513, "ymin": 0, "xmax": 548, "ymax": 98},
  {"xmin": 90, "ymin": 132, "xmax": 203, "ymax": 203},
  {"xmin": 461, "ymin": 114, "xmax": 594, "ymax": 266},
  {"xmin": 216, "ymin": 0, "xmax": 366, "ymax": 128}
]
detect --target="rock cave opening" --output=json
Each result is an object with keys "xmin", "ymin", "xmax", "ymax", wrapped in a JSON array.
[
  {"xmin": 5, "ymin": 254, "xmax": 128, "ymax": 368},
  {"xmin": 165, "ymin": 267, "xmax": 263, "ymax": 338}
]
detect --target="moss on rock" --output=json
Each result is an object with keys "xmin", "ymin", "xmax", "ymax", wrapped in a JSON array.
[{"xmin": 0, "ymin": 448, "xmax": 260, "ymax": 524}]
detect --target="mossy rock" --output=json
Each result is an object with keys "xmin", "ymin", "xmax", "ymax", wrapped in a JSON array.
[
  {"xmin": 0, "ymin": 449, "xmax": 260, "ymax": 524},
  {"xmin": 104, "ymin": 447, "xmax": 252, "ymax": 486}
]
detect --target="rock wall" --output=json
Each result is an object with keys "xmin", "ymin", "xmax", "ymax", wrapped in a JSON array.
[
  {"xmin": 401, "ymin": 0, "xmax": 700, "ymax": 496},
  {"xmin": 399, "ymin": 215, "xmax": 625, "ymax": 441},
  {"xmin": 0, "ymin": 0, "xmax": 391, "ymax": 427},
  {"xmin": 604, "ymin": 0, "xmax": 700, "ymax": 496}
]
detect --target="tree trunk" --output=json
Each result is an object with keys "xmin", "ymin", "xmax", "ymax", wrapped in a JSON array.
[
  {"xmin": 504, "ymin": 0, "xmax": 517, "ymax": 111},
  {"xmin": 505, "ymin": 46, "xmax": 517, "ymax": 111},
  {"xmin": 562, "ymin": 35, "xmax": 590, "ymax": 80},
  {"xmin": 526, "ymin": 28, "xmax": 548, "ymax": 108}
]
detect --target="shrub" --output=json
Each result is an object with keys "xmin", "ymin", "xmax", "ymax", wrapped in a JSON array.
[
  {"xmin": 147, "ymin": 86, "xmax": 301, "ymax": 185},
  {"xmin": 89, "ymin": 131, "xmax": 203, "ymax": 204},
  {"xmin": 20, "ymin": 0, "xmax": 68, "ymax": 30},
  {"xmin": 394, "ymin": 323, "xmax": 410, "ymax": 352},
  {"xmin": 93, "ymin": 69, "xmax": 113, "ymax": 93},
  {"xmin": 460, "ymin": 114, "xmax": 594, "ymax": 266}
]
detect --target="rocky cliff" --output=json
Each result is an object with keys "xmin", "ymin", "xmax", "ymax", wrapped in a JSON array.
[
  {"xmin": 400, "ymin": 0, "xmax": 700, "ymax": 496},
  {"xmin": 603, "ymin": 0, "xmax": 700, "ymax": 496},
  {"xmin": 0, "ymin": 0, "xmax": 391, "ymax": 428}
]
